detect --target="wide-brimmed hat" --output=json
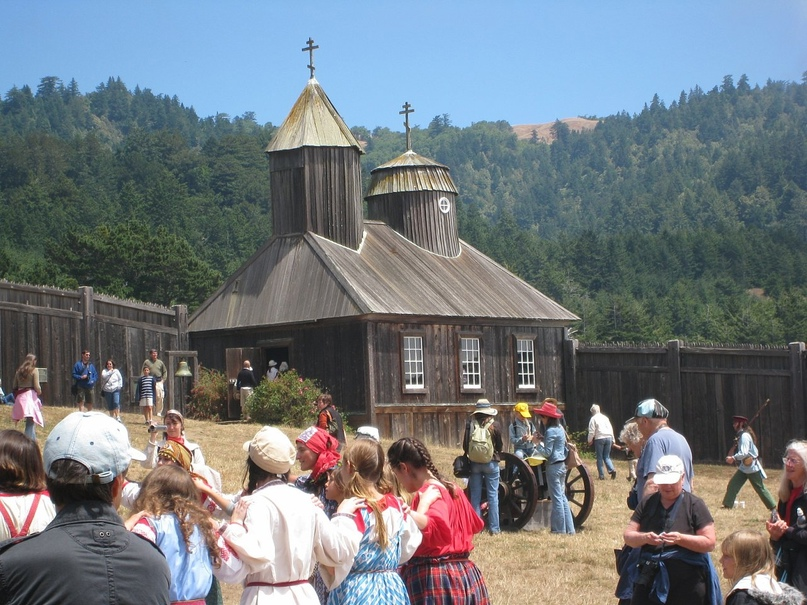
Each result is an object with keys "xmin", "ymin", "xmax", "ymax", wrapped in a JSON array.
[
  {"xmin": 653, "ymin": 454, "xmax": 684, "ymax": 485},
  {"xmin": 244, "ymin": 426, "xmax": 296, "ymax": 475},
  {"xmin": 631, "ymin": 398, "xmax": 669, "ymax": 421},
  {"xmin": 513, "ymin": 402, "xmax": 532, "ymax": 419},
  {"xmin": 533, "ymin": 401, "xmax": 563, "ymax": 419},
  {"xmin": 44, "ymin": 412, "xmax": 145, "ymax": 485},
  {"xmin": 472, "ymin": 399, "xmax": 498, "ymax": 416},
  {"xmin": 732, "ymin": 415, "xmax": 749, "ymax": 424}
]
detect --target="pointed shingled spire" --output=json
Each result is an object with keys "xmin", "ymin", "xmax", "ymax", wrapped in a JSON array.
[{"xmin": 266, "ymin": 78, "xmax": 363, "ymax": 153}]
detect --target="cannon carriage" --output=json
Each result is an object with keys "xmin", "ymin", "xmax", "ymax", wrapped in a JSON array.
[{"xmin": 470, "ymin": 452, "xmax": 596, "ymax": 531}]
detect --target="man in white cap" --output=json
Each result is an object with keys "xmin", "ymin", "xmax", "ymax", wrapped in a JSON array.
[
  {"xmin": 0, "ymin": 412, "xmax": 170, "ymax": 604},
  {"xmin": 632, "ymin": 398, "xmax": 694, "ymax": 503}
]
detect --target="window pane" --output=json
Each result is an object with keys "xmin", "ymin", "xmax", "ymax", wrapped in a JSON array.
[
  {"xmin": 403, "ymin": 336, "xmax": 424, "ymax": 389},
  {"xmin": 460, "ymin": 337, "xmax": 481, "ymax": 388},
  {"xmin": 517, "ymin": 338, "xmax": 535, "ymax": 388}
]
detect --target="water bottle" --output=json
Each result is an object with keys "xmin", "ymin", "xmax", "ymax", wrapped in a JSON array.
[{"xmin": 797, "ymin": 507, "xmax": 806, "ymax": 529}]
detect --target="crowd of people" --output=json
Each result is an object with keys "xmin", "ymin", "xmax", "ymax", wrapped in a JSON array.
[
  {"xmin": 0, "ymin": 382, "xmax": 495, "ymax": 604},
  {"xmin": 4, "ymin": 352, "xmax": 807, "ymax": 605}
]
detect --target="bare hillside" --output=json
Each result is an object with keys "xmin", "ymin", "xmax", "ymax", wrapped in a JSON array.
[{"xmin": 512, "ymin": 117, "xmax": 598, "ymax": 142}]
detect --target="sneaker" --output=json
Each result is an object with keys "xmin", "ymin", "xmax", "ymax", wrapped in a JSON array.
[
  {"xmin": 610, "ymin": 470, "xmax": 617, "ymax": 480},
  {"xmin": 156, "ymin": 413, "xmax": 162, "ymax": 418}
]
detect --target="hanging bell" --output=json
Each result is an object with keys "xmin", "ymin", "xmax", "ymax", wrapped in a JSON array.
[{"xmin": 175, "ymin": 361, "xmax": 193, "ymax": 377}]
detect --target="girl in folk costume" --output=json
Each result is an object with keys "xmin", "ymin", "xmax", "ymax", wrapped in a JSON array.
[
  {"xmin": 125, "ymin": 464, "xmax": 242, "ymax": 605},
  {"xmin": 295, "ymin": 427, "xmax": 342, "ymax": 516},
  {"xmin": 11, "ymin": 354, "xmax": 44, "ymax": 442},
  {"xmin": 294, "ymin": 426, "xmax": 342, "ymax": 605},
  {"xmin": 0, "ymin": 430, "xmax": 55, "ymax": 540},
  {"xmin": 387, "ymin": 437, "xmax": 491, "ymax": 605},
  {"xmin": 721, "ymin": 415, "xmax": 777, "ymax": 511},
  {"xmin": 321, "ymin": 439, "xmax": 421, "ymax": 605},
  {"xmin": 219, "ymin": 426, "xmax": 361, "ymax": 605},
  {"xmin": 720, "ymin": 530, "xmax": 804, "ymax": 605}
]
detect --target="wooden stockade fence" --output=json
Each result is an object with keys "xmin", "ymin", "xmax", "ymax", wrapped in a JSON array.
[
  {"xmin": 1, "ymin": 281, "xmax": 804, "ymax": 464},
  {"xmin": 564, "ymin": 339, "xmax": 806, "ymax": 466},
  {"xmin": 0, "ymin": 282, "xmax": 187, "ymax": 410}
]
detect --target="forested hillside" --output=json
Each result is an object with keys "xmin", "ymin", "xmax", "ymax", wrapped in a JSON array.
[{"xmin": 1, "ymin": 74, "xmax": 806, "ymax": 343}]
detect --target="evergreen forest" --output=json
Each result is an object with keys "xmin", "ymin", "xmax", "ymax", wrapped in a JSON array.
[{"xmin": 1, "ymin": 74, "xmax": 806, "ymax": 344}]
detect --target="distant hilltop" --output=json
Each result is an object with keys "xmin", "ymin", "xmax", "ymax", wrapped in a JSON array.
[{"xmin": 512, "ymin": 117, "xmax": 598, "ymax": 142}]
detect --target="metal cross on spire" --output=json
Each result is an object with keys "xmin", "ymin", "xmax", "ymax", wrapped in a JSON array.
[
  {"xmin": 400, "ymin": 101, "xmax": 414, "ymax": 151},
  {"xmin": 302, "ymin": 37, "xmax": 319, "ymax": 79}
]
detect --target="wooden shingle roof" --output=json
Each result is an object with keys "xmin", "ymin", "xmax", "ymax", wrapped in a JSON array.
[
  {"xmin": 265, "ymin": 77, "xmax": 363, "ymax": 153},
  {"xmin": 188, "ymin": 221, "xmax": 579, "ymax": 332}
]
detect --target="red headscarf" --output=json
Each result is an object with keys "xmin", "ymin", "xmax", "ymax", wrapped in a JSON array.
[{"xmin": 296, "ymin": 426, "xmax": 341, "ymax": 481}]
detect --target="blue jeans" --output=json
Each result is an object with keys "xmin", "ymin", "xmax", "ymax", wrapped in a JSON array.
[
  {"xmin": 469, "ymin": 459, "xmax": 501, "ymax": 533},
  {"xmin": 104, "ymin": 390, "xmax": 121, "ymax": 412},
  {"xmin": 594, "ymin": 437, "xmax": 615, "ymax": 478},
  {"xmin": 547, "ymin": 461, "xmax": 575, "ymax": 534},
  {"xmin": 24, "ymin": 418, "xmax": 36, "ymax": 442}
]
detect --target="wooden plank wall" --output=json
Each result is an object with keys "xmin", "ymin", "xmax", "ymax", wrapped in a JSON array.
[
  {"xmin": 0, "ymin": 283, "xmax": 183, "ymax": 408},
  {"xmin": 569, "ymin": 339, "xmax": 806, "ymax": 464}
]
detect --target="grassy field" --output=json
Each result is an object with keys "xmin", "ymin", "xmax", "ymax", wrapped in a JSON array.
[{"xmin": 3, "ymin": 406, "xmax": 778, "ymax": 604}]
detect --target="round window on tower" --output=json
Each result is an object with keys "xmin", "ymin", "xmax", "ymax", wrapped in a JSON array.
[{"xmin": 438, "ymin": 196, "xmax": 451, "ymax": 214}]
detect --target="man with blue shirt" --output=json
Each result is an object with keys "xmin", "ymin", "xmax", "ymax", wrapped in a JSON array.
[
  {"xmin": 71, "ymin": 349, "xmax": 97, "ymax": 412},
  {"xmin": 633, "ymin": 398, "xmax": 694, "ymax": 503}
]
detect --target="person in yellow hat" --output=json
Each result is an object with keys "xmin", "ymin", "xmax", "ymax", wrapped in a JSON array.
[{"xmin": 510, "ymin": 403, "xmax": 538, "ymax": 459}]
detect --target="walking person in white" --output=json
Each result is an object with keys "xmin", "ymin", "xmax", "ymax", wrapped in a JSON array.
[{"xmin": 587, "ymin": 404, "xmax": 617, "ymax": 480}]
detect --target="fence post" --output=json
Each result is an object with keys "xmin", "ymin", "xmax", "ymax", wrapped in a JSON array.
[
  {"xmin": 667, "ymin": 339, "xmax": 683, "ymax": 421},
  {"xmin": 790, "ymin": 342, "xmax": 806, "ymax": 432},
  {"xmin": 563, "ymin": 334, "xmax": 579, "ymax": 427},
  {"xmin": 79, "ymin": 286, "xmax": 94, "ymax": 353},
  {"xmin": 174, "ymin": 305, "xmax": 189, "ymax": 350}
]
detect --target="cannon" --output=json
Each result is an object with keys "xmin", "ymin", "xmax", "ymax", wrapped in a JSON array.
[{"xmin": 470, "ymin": 452, "xmax": 595, "ymax": 531}]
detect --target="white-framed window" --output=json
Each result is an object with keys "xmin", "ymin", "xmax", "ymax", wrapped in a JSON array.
[
  {"xmin": 460, "ymin": 337, "xmax": 481, "ymax": 389},
  {"xmin": 403, "ymin": 336, "xmax": 424, "ymax": 390},
  {"xmin": 517, "ymin": 338, "xmax": 535, "ymax": 388}
]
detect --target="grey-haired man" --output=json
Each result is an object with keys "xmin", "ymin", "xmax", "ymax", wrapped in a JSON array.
[
  {"xmin": 632, "ymin": 398, "xmax": 694, "ymax": 503},
  {"xmin": 0, "ymin": 412, "xmax": 170, "ymax": 605}
]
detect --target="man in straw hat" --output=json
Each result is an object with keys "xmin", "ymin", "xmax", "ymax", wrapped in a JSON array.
[
  {"xmin": 0, "ymin": 412, "xmax": 170, "ymax": 604},
  {"xmin": 462, "ymin": 399, "xmax": 503, "ymax": 535},
  {"xmin": 632, "ymin": 398, "xmax": 693, "ymax": 502},
  {"xmin": 220, "ymin": 426, "xmax": 362, "ymax": 603}
]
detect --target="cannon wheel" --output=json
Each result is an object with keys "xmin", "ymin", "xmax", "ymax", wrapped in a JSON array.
[
  {"xmin": 464, "ymin": 452, "xmax": 538, "ymax": 531},
  {"xmin": 567, "ymin": 463, "xmax": 595, "ymax": 528}
]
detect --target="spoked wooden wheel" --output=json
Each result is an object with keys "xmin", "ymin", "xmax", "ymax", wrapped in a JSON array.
[{"xmin": 566, "ymin": 463, "xmax": 595, "ymax": 528}]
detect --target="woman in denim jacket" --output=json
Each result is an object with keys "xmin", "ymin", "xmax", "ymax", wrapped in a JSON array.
[{"xmin": 534, "ymin": 400, "xmax": 575, "ymax": 534}]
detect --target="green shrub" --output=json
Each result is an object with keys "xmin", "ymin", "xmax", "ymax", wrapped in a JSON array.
[
  {"xmin": 245, "ymin": 369, "xmax": 320, "ymax": 426},
  {"xmin": 186, "ymin": 367, "xmax": 228, "ymax": 421}
]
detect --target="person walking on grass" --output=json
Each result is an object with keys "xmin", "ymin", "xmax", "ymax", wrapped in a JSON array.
[
  {"xmin": 588, "ymin": 403, "xmax": 617, "ymax": 480},
  {"xmin": 721, "ymin": 415, "xmax": 777, "ymax": 513}
]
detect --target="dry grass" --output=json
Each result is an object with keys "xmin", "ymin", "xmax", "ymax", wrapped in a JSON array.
[{"xmin": 5, "ymin": 406, "xmax": 776, "ymax": 604}]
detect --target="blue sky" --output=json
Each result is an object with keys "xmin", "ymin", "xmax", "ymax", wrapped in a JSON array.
[{"xmin": 2, "ymin": 1, "xmax": 805, "ymax": 131}]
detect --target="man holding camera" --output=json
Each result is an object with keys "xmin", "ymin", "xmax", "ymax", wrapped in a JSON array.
[{"xmin": 0, "ymin": 412, "xmax": 170, "ymax": 604}]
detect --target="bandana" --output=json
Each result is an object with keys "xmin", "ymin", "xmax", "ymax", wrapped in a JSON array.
[
  {"xmin": 158, "ymin": 440, "xmax": 192, "ymax": 471},
  {"xmin": 297, "ymin": 426, "xmax": 341, "ymax": 481}
]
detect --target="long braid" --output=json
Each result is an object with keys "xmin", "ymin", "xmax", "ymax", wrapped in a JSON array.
[{"xmin": 392, "ymin": 437, "xmax": 456, "ymax": 498}]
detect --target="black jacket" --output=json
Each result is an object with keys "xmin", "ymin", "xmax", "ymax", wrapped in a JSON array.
[
  {"xmin": 0, "ymin": 501, "xmax": 170, "ymax": 605},
  {"xmin": 772, "ymin": 489, "xmax": 807, "ymax": 595}
]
